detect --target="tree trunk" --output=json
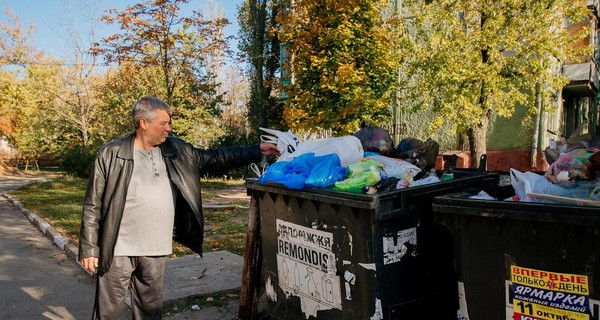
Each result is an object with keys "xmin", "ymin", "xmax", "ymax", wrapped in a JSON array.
[
  {"xmin": 468, "ymin": 12, "xmax": 491, "ymax": 170},
  {"xmin": 249, "ymin": 0, "xmax": 268, "ymax": 133},
  {"xmin": 466, "ymin": 113, "xmax": 489, "ymax": 169},
  {"xmin": 242, "ymin": 0, "xmax": 283, "ymax": 139}
]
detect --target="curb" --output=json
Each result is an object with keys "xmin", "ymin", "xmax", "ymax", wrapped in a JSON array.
[{"xmin": 0, "ymin": 192, "xmax": 93, "ymax": 276}]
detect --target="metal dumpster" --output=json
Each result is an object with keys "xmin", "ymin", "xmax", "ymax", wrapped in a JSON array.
[
  {"xmin": 240, "ymin": 169, "xmax": 499, "ymax": 320},
  {"xmin": 433, "ymin": 191, "xmax": 600, "ymax": 320}
]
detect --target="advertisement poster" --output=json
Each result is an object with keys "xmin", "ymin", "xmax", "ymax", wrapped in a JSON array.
[
  {"xmin": 382, "ymin": 227, "xmax": 417, "ymax": 265},
  {"xmin": 511, "ymin": 266, "xmax": 590, "ymax": 320},
  {"xmin": 276, "ymin": 219, "xmax": 342, "ymax": 318}
]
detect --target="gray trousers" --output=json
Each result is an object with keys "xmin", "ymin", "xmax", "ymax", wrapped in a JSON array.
[{"xmin": 92, "ymin": 256, "xmax": 166, "ymax": 320}]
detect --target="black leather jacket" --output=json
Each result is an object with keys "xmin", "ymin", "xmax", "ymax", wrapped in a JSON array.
[{"xmin": 78, "ymin": 134, "xmax": 261, "ymax": 274}]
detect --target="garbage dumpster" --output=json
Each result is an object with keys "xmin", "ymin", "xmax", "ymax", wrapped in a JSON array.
[
  {"xmin": 433, "ymin": 191, "xmax": 600, "ymax": 320},
  {"xmin": 242, "ymin": 169, "xmax": 499, "ymax": 320}
]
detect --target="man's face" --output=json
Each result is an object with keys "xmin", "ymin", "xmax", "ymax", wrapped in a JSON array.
[{"xmin": 141, "ymin": 109, "xmax": 172, "ymax": 146}]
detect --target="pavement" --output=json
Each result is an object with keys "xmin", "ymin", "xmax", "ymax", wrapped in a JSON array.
[{"xmin": 0, "ymin": 173, "xmax": 244, "ymax": 320}]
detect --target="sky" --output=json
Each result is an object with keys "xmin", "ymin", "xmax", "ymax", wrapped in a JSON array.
[{"xmin": 0, "ymin": 0, "xmax": 243, "ymax": 61}]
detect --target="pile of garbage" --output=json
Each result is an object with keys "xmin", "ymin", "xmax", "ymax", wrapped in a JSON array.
[
  {"xmin": 256, "ymin": 124, "xmax": 443, "ymax": 194},
  {"xmin": 476, "ymin": 133, "xmax": 600, "ymax": 207}
]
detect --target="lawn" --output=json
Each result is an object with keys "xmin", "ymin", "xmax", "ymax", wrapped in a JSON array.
[{"xmin": 7, "ymin": 173, "xmax": 250, "ymax": 257}]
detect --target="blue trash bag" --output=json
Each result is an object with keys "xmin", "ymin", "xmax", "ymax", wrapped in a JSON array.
[
  {"xmin": 305, "ymin": 154, "xmax": 347, "ymax": 188},
  {"xmin": 259, "ymin": 153, "xmax": 346, "ymax": 189},
  {"xmin": 259, "ymin": 153, "xmax": 315, "ymax": 189},
  {"xmin": 258, "ymin": 161, "xmax": 287, "ymax": 184}
]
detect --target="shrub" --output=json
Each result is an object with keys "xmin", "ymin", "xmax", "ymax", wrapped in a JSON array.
[{"xmin": 59, "ymin": 146, "xmax": 96, "ymax": 179}]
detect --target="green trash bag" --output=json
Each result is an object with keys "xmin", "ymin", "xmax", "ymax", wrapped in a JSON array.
[{"xmin": 333, "ymin": 160, "xmax": 383, "ymax": 193}]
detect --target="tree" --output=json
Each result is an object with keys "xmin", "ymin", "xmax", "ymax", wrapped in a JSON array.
[
  {"xmin": 17, "ymin": 59, "xmax": 70, "ymax": 153},
  {"xmin": 211, "ymin": 65, "xmax": 252, "ymax": 147},
  {"xmin": 238, "ymin": 0, "xmax": 284, "ymax": 139},
  {"xmin": 93, "ymin": 0, "xmax": 228, "ymax": 106},
  {"xmin": 0, "ymin": 58, "xmax": 71, "ymax": 171},
  {"xmin": 276, "ymin": 0, "xmax": 401, "ymax": 135},
  {"xmin": 93, "ymin": 0, "xmax": 230, "ymax": 146},
  {"xmin": 96, "ymin": 62, "xmax": 166, "ymax": 142},
  {"xmin": 47, "ymin": 47, "xmax": 103, "ymax": 148},
  {"xmin": 0, "ymin": 8, "xmax": 38, "ymax": 143},
  {"xmin": 1, "ymin": 3, "xmax": 109, "ymax": 172},
  {"xmin": 48, "ymin": 0, "xmax": 108, "ymax": 149},
  {"xmin": 0, "ymin": 8, "xmax": 62, "ymax": 171},
  {"xmin": 396, "ymin": 0, "xmax": 591, "ymax": 168}
]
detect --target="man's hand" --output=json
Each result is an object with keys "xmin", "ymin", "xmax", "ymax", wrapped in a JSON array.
[
  {"xmin": 80, "ymin": 257, "xmax": 99, "ymax": 273},
  {"xmin": 260, "ymin": 142, "xmax": 280, "ymax": 156}
]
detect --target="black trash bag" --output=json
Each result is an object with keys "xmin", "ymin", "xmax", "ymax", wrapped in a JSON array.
[
  {"xmin": 353, "ymin": 123, "xmax": 394, "ymax": 156},
  {"xmin": 394, "ymin": 137, "xmax": 440, "ymax": 171}
]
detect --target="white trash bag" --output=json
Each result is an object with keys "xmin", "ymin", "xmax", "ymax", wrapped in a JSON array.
[
  {"xmin": 278, "ymin": 136, "xmax": 364, "ymax": 167},
  {"xmin": 365, "ymin": 154, "xmax": 421, "ymax": 179},
  {"xmin": 509, "ymin": 168, "xmax": 568, "ymax": 202}
]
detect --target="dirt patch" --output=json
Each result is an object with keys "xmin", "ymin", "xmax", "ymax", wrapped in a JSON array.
[{"xmin": 202, "ymin": 185, "xmax": 249, "ymax": 207}]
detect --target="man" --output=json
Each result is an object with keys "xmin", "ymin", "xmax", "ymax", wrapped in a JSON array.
[{"xmin": 78, "ymin": 96, "xmax": 278, "ymax": 319}]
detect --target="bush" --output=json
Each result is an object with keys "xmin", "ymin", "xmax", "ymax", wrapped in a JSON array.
[{"xmin": 59, "ymin": 146, "xmax": 96, "ymax": 179}]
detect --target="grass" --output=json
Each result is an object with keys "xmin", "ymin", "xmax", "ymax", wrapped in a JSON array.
[
  {"xmin": 9, "ymin": 175, "xmax": 87, "ymax": 245},
  {"xmin": 203, "ymin": 207, "xmax": 248, "ymax": 255},
  {"xmin": 7, "ymin": 172, "xmax": 250, "ymax": 257}
]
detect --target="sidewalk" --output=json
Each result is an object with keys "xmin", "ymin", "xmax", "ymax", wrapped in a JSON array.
[{"xmin": 0, "ymin": 173, "xmax": 243, "ymax": 319}]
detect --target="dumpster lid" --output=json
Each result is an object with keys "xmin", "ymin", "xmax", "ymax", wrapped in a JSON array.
[
  {"xmin": 245, "ymin": 178, "xmax": 379, "ymax": 209},
  {"xmin": 433, "ymin": 192, "xmax": 600, "ymax": 225},
  {"xmin": 245, "ymin": 170, "xmax": 498, "ymax": 211}
]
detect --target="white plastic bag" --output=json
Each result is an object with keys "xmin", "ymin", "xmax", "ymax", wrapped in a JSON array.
[
  {"xmin": 365, "ymin": 154, "xmax": 421, "ymax": 179},
  {"xmin": 278, "ymin": 136, "xmax": 364, "ymax": 167},
  {"xmin": 259, "ymin": 127, "xmax": 299, "ymax": 155},
  {"xmin": 509, "ymin": 168, "xmax": 567, "ymax": 202}
]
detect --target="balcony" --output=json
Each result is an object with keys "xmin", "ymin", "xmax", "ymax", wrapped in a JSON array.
[
  {"xmin": 562, "ymin": 0, "xmax": 599, "ymax": 97},
  {"xmin": 562, "ymin": 61, "xmax": 600, "ymax": 97}
]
